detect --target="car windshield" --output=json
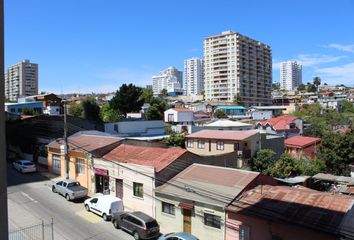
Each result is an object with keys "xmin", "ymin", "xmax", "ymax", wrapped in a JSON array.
[
  {"xmin": 67, "ymin": 182, "xmax": 80, "ymax": 187},
  {"xmin": 145, "ymin": 220, "xmax": 158, "ymax": 228},
  {"xmin": 23, "ymin": 162, "xmax": 33, "ymax": 166}
]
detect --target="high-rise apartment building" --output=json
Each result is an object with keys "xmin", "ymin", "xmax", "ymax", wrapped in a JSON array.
[
  {"xmin": 152, "ymin": 66, "xmax": 183, "ymax": 95},
  {"xmin": 183, "ymin": 57, "xmax": 204, "ymax": 96},
  {"xmin": 280, "ymin": 61, "xmax": 302, "ymax": 91},
  {"xmin": 204, "ymin": 31, "xmax": 272, "ymax": 106},
  {"xmin": 5, "ymin": 59, "xmax": 38, "ymax": 101}
]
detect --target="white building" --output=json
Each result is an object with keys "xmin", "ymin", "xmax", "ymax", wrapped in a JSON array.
[
  {"xmin": 183, "ymin": 57, "xmax": 204, "ymax": 96},
  {"xmin": 5, "ymin": 59, "xmax": 38, "ymax": 101},
  {"xmin": 152, "ymin": 66, "xmax": 183, "ymax": 95},
  {"xmin": 280, "ymin": 61, "xmax": 302, "ymax": 91},
  {"xmin": 204, "ymin": 31, "xmax": 272, "ymax": 106}
]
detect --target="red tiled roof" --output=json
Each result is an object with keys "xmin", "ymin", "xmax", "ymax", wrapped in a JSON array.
[
  {"xmin": 261, "ymin": 114, "xmax": 298, "ymax": 130},
  {"xmin": 227, "ymin": 185, "xmax": 354, "ymax": 234},
  {"xmin": 285, "ymin": 135, "xmax": 321, "ymax": 148},
  {"xmin": 102, "ymin": 144, "xmax": 187, "ymax": 172},
  {"xmin": 186, "ymin": 130, "xmax": 259, "ymax": 141}
]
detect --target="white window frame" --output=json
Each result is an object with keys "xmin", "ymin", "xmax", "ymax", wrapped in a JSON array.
[
  {"xmin": 187, "ymin": 139, "xmax": 194, "ymax": 148},
  {"xmin": 198, "ymin": 140, "xmax": 205, "ymax": 149},
  {"xmin": 216, "ymin": 141, "xmax": 224, "ymax": 150},
  {"xmin": 75, "ymin": 158, "xmax": 85, "ymax": 174}
]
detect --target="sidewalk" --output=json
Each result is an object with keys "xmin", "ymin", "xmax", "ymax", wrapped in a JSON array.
[{"xmin": 36, "ymin": 164, "xmax": 61, "ymax": 183}]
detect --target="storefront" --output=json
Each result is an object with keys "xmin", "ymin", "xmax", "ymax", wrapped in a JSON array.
[{"xmin": 94, "ymin": 168, "xmax": 109, "ymax": 194}]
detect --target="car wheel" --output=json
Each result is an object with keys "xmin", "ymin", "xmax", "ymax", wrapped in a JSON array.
[
  {"xmin": 102, "ymin": 213, "xmax": 108, "ymax": 221},
  {"xmin": 133, "ymin": 231, "xmax": 140, "ymax": 240},
  {"xmin": 52, "ymin": 186, "xmax": 57, "ymax": 193},
  {"xmin": 65, "ymin": 194, "xmax": 71, "ymax": 201},
  {"xmin": 113, "ymin": 220, "xmax": 120, "ymax": 229},
  {"xmin": 85, "ymin": 204, "xmax": 90, "ymax": 212}
]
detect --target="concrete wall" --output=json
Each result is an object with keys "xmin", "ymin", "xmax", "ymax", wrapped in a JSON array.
[
  {"xmin": 155, "ymin": 193, "xmax": 225, "ymax": 240},
  {"xmin": 93, "ymin": 159, "xmax": 156, "ymax": 217},
  {"xmin": 164, "ymin": 109, "xmax": 194, "ymax": 123},
  {"xmin": 251, "ymin": 110, "xmax": 272, "ymax": 120},
  {"xmin": 226, "ymin": 212, "xmax": 336, "ymax": 240},
  {"xmin": 260, "ymin": 135, "xmax": 285, "ymax": 160}
]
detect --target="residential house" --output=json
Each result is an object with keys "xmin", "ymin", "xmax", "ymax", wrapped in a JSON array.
[
  {"xmin": 164, "ymin": 108, "xmax": 194, "ymax": 133},
  {"xmin": 185, "ymin": 130, "xmax": 260, "ymax": 168},
  {"xmin": 104, "ymin": 120, "xmax": 166, "ymax": 137},
  {"xmin": 226, "ymin": 185, "xmax": 354, "ymax": 240},
  {"xmin": 47, "ymin": 131, "xmax": 123, "ymax": 192},
  {"xmin": 155, "ymin": 164, "xmax": 277, "ymax": 239},
  {"xmin": 247, "ymin": 106, "xmax": 286, "ymax": 120},
  {"xmin": 94, "ymin": 144, "xmax": 192, "ymax": 217},
  {"xmin": 214, "ymin": 106, "xmax": 247, "ymax": 118},
  {"xmin": 285, "ymin": 135, "xmax": 321, "ymax": 159},
  {"xmin": 256, "ymin": 114, "xmax": 303, "ymax": 138}
]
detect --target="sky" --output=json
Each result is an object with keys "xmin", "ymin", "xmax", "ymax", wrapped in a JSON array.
[{"xmin": 5, "ymin": 0, "xmax": 354, "ymax": 94}]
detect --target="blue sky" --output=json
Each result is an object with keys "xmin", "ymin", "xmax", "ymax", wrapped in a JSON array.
[{"xmin": 5, "ymin": 0, "xmax": 354, "ymax": 93}]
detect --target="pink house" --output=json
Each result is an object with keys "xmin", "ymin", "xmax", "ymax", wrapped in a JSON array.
[
  {"xmin": 284, "ymin": 135, "xmax": 321, "ymax": 159},
  {"xmin": 225, "ymin": 185, "xmax": 354, "ymax": 240}
]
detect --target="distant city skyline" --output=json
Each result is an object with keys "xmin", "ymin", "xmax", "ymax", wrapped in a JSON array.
[{"xmin": 5, "ymin": 0, "xmax": 354, "ymax": 94}]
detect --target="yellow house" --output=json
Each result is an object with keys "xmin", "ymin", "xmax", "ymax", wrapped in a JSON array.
[
  {"xmin": 185, "ymin": 130, "xmax": 260, "ymax": 162},
  {"xmin": 47, "ymin": 131, "xmax": 123, "ymax": 193}
]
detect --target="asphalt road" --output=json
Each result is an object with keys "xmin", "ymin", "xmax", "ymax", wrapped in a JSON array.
[{"xmin": 7, "ymin": 163, "xmax": 136, "ymax": 240}]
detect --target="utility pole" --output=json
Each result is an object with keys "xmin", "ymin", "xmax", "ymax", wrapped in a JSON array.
[
  {"xmin": 63, "ymin": 101, "xmax": 69, "ymax": 179},
  {"xmin": 0, "ymin": 0, "xmax": 9, "ymax": 238}
]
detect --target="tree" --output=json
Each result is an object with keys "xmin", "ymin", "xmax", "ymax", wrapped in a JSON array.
[
  {"xmin": 298, "ymin": 157, "xmax": 326, "ymax": 176},
  {"xmin": 100, "ymin": 103, "xmax": 124, "ymax": 123},
  {"xmin": 313, "ymin": 76, "xmax": 321, "ymax": 93},
  {"xmin": 272, "ymin": 83, "xmax": 280, "ymax": 91},
  {"xmin": 109, "ymin": 84, "xmax": 144, "ymax": 116},
  {"xmin": 251, "ymin": 149, "xmax": 276, "ymax": 174},
  {"xmin": 270, "ymin": 153, "xmax": 301, "ymax": 178},
  {"xmin": 68, "ymin": 102, "xmax": 83, "ymax": 117},
  {"xmin": 298, "ymin": 84, "xmax": 306, "ymax": 92},
  {"xmin": 81, "ymin": 97, "xmax": 100, "ymax": 121},
  {"xmin": 214, "ymin": 109, "xmax": 228, "ymax": 119},
  {"xmin": 162, "ymin": 132, "xmax": 186, "ymax": 147},
  {"xmin": 145, "ymin": 97, "xmax": 168, "ymax": 120},
  {"xmin": 139, "ymin": 88, "xmax": 154, "ymax": 104},
  {"xmin": 307, "ymin": 84, "xmax": 317, "ymax": 92},
  {"xmin": 160, "ymin": 89, "xmax": 168, "ymax": 96},
  {"xmin": 342, "ymin": 100, "xmax": 354, "ymax": 113}
]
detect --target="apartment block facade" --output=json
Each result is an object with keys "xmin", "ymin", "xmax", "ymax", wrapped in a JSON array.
[
  {"xmin": 183, "ymin": 57, "xmax": 204, "ymax": 96},
  {"xmin": 5, "ymin": 59, "xmax": 38, "ymax": 101},
  {"xmin": 152, "ymin": 66, "xmax": 183, "ymax": 95},
  {"xmin": 280, "ymin": 61, "xmax": 302, "ymax": 91},
  {"xmin": 204, "ymin": 31, "xmax": 272, "ymax": 106}
]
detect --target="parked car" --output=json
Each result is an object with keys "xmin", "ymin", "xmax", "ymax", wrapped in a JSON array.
[
  {"xmin": 12, "ymin": 160, "xmax": 37, "ymax": 173},
  {"xmin": 52, "ymin": 179, "xmax": 88, "ymax": 201},
  {"xmin": 111, "ymin": 211, "xmax": 160, "ymax": 240},
  {"xmin": 158, "ymin": 232, "xmax": 199, "ymax": 240},
  {"xmin": 84, "ymin": 195, "xmax": 124, "ymax": 221}
]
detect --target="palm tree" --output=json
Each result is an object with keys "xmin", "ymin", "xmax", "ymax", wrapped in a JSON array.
[{"xmin": 313, "ymin": 77, "xmax": 321, "ymax": 95}]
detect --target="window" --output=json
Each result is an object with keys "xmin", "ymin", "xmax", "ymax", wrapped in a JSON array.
[
  {"xmin": 52, "ymin": 154, "xmax": 61, "ymax": 169},
  {"xmin": 133, "ymin": 182, "xmax": 143, "ymax": 198},
  {"xmin": 114, "ymin": 124, "xmax": 118, "ymax": 132},
  {"xmin": 168, "ymin": 114, "xmax": 174, "ymax": 122},
  {"xmin": 239, "ymin": 225, "xmax": 250, "ymax": 240},
  {"xmin": 204, "ymin": 213, "xmax": 221, "ymax": 229},
  {"xmin": 198, "ymin": 140, "xmax": 205, "ymax": 149},
  {"xmin": 57, "ymin": 181, "xmax": 63, "ymax": 186},
  {"xmin": 76, "ymin": 158, "xmax": 85, "ymax": 174},
  {"xmin": 186, "ymin": 140, "xmax": 194, "ymax": 148},
  {"xmin": 216, "ymin": 141, "xmax": 224, "ymax": 150},
  {"xmin": 90, "ymin": 198, "xmax": 98, "ymax": 204},
  {"xmin": 162, "ymin": 202, "xmax": 175, "ymax": 215}
]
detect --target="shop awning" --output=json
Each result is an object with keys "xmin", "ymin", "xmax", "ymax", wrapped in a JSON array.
[{"xmin": 178, "ymin": 202, "xmax": 194, "ymax": 210}]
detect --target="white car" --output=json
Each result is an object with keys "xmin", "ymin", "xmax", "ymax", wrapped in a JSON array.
[
  {"xmin": 13, "ymin": 160, "xmax": 37, "ymax": 173},
  {"xmin": 84, "ymin": 195, "xmax": 124, "ymax": 221}
]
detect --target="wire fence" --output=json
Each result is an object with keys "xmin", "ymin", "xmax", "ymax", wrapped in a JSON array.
[{"xmin": 9, "ymin": 220, "xmax": 54, "ymax": 240}]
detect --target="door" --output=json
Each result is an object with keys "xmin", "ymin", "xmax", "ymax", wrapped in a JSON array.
[
  {"xmin": 183, "ymin": 209, "xmax": 192, "ymax": 233},
  {"xmin": 115, "ymin": 179, "xmax": 123, "ymax": 199}
]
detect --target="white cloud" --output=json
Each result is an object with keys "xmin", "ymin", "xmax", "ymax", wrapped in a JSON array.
[
  {"xmin": 273, "ymin": 54, "xmax": 346, "ymax": 69},
  {"xmin": 326, "ymin": 43, "xmax": 354, "ymax": 53},
  {"xmin": 315, "ymin": 62, "xmax": 354, "ymax": 86}
]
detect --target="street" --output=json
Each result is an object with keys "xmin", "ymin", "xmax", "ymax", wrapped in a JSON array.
[{"xmin": 7, "ymin": 163, "xmax": 135, "ymax": 240}]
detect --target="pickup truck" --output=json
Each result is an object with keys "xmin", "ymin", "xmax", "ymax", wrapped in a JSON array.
[{"xmin": 52, "ymin": 179, "xmax": 88, "ymax": 201}]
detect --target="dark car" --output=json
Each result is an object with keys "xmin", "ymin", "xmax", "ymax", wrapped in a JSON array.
[{"xmin": 112, "ymin": 211, "xmax": 160, "ymax": 240}]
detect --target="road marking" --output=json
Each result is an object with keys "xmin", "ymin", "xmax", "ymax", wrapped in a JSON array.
[
  {"xmin": 75, "ymin": 210, "xmax": 103, "ymax": 224},
  {"xmin": 20, "ymin": 191, "xmax": 38, "ymax": 203}
]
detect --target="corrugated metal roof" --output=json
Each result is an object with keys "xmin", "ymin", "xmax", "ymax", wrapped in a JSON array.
[
  {"xmin": 285, "ymin": 135, "xmax": 321, "ymax": 148},
  {"xmin": 186, "ymin": 129, "xmax": 259, "ymax": 141},
  {"xmin": 205, "ymin": 119, "xmax": 253, "ymax": 127},
  {"xmin": 227, "ymin": 185, "xmax": 354, "ymax": 235},
  {"xmin": 155, "ymin": 164, "xmax": 260, "ymax": 207}
]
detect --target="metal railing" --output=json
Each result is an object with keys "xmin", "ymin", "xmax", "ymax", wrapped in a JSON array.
[{"xmin": 9, "ymin": 219, "xmax": 54, "ymax": 240}]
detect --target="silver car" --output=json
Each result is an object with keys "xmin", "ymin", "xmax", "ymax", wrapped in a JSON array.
[
  {"xmin": 13, "ymin": 160, "xmax": 37, "ymax": 173},
  {"xmin": 52, "ymin": 179, "xmax": 88, "ymax": 201}
]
